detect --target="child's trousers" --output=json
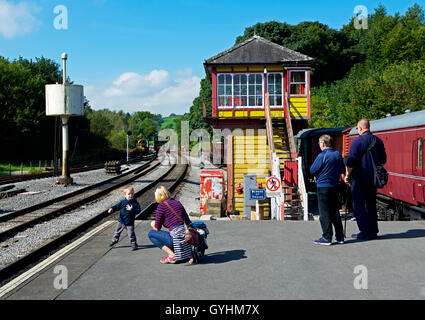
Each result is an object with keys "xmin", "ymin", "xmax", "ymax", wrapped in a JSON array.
[{"xmin": 112, "ymin": 222, "xmax": 137, "ymax": 244}]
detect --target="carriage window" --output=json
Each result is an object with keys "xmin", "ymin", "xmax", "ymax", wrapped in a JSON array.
[
  {"xmin": 290, "ymin": 71, "xmax": 306, "ymax": 95},
  {"xmin": 418, "ymin": 138, "xmax": 423, "ymax": 170}
]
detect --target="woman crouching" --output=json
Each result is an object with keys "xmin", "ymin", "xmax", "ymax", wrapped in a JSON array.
[{"xmin": 148, "ymin": 186, "xmax": 192, "ymax": 264}]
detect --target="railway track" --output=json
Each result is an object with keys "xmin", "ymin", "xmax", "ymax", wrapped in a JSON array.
[
  {"xmin": 0, "ymin": 157, "xmax": 159, "ymax": 241},
  {"xmin": 0, "ymin": 154, "xmax": 189, "ymax": 284},
  {"xmin": 0, "ymin": 155, "xmax": 152, "ymax": 186}
]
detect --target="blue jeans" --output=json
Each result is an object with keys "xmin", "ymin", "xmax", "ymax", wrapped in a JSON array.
[{"xmin": 148, "ymin": 229, "xmax": 174, "ymax": 250}]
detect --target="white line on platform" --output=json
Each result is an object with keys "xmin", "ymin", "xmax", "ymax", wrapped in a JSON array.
[{"xmin": 0, "ymin": 220, "xmax": 115, "ymax": 298}]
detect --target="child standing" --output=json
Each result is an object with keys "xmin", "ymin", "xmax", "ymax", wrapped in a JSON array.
[{"xmin": 108, "ymin": 186, "xmax": 141, "ymax": 251}]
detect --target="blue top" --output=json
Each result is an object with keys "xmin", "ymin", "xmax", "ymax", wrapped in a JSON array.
[
  {"xmin": 310, "ymin": 148, "xmax": 345, "ymax": 187},
  {"xmin": 345, "ymin": 132, "xmax": 387, "ymax": 184},
  {"xmin": 110, "ymin": 199, "xmax": 141, "ymax": 226}
]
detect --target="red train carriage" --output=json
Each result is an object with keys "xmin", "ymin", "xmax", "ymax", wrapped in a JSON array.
[{"xmin": 345, "ymin": 110, "xmax": 425, "ymax": 220}]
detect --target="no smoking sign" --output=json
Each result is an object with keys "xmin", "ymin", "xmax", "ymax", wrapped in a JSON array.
[{"xmin": 266, "ymin": 176, "xmax": 281, "ymax": 197}]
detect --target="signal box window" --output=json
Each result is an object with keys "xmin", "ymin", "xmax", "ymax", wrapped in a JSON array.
[
  {"xmin": 268, "ymin": 73, "xmax": 283, "ymax": 106},
  {"xmin": 233, "ymin": 74, "xmax": 248, "ymax": 107},
  {"xmin": 290, "ymin": 71, "xmax": 306, "ymax": 96},
  {"xmin": 418, "ymin": 138, "xmax": 423, "ymax": 170},
  {"xmin": 217, "ymin": 73, "xmax": 263, "ymax": 107},
  {"xmin": 218, "ymin": 74, "xmax": 232, "ymax": 107},
  {"xmin": 248, "ymin": 74, "xmax": 263, "ymax": 107}
]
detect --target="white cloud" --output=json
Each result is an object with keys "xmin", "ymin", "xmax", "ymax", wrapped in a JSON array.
[
  {"xmin": 85, "ymin": 69, "xmax": 201, "ymax": 116},
  {"xmin": 0, "ymin": 0, "xmax": 41, "ymax": 38}
]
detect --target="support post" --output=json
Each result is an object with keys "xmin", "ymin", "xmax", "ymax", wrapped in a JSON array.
[{"xmin": 57, "ymin": 116, "xmax": 73, "ymax": 186}]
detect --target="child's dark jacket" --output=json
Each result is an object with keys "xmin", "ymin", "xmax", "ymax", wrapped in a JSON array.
[{"xmin": 110, "ymin": 199, "xmax": 141, "ymax": 226}]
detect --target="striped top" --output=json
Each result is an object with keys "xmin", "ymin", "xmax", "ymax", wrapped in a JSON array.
[{"xmin": 154, "ymin": 198, "xmax": 191, "ymax": 231}]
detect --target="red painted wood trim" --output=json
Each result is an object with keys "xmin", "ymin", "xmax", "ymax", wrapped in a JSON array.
[
  {"xmin": 307, "ymin": 70, "xmax": 311, "ymax": 118},
  {"xmin": 226, "ymin": 135, "xmax": 233, "ymax": 213},
  {"xmin": 212, "ymin": 68, "xmax": 217, "ymax": 117}
]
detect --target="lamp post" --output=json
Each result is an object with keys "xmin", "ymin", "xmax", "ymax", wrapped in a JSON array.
[{"xmin": 126, "ymin": 131, "xmax": 132, "ymax": 163}]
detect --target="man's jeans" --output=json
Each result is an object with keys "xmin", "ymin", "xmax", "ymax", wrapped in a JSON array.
[{"xmin": 317, "ymin": 186, "xmax": 344, "ymax": 241}]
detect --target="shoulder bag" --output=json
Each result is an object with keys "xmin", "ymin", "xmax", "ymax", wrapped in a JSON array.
[{"xmin": 164, "ymin": 201, "xmax": 199, "ymax": 246}]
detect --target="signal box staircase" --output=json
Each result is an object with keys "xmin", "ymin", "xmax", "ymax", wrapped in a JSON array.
[{"xmin": 231, "ymin": 108, "xmax": 304, "ymax": 219}]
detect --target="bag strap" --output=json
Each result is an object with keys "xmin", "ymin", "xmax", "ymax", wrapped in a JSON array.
[
  {"xmin": 164, "ymin": 200, "xmax": 188, "ymax": 229},
  {"xmin": 361, "ymin": 135, "xmax": 377, "ymax": 172}
]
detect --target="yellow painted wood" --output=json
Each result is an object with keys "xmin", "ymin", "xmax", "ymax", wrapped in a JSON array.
[
  {"xmin": 218, "ymin": 111, "xmax": 233, "ymax": 117},
  {"xmin": 290, "ymin": 101, "xmax": 308, "ymax": 107},
  {"xmin": 234, "ymin": 164, "xmax": 270, "ymax": 169},
  {"xmin": 233, "ymin": 66, "xmax": 247, "ymax": 72},
  {"xmin": 216, "ymin": 67, "xmax": 232, "ymax": 72},
  {"xmin": 271, "ymin": 111, "xmax": 284, "ymax": 117},
  {"xmin": 248, "ymin": 66, "xmax": 264, "ymax": 71},
  {"xmin": 250, "ymin": 110, "xmax": 265, "ymax": 117},
  {"xmin": 289, "ymin": 97, "xmax": 307, "ymax": 103},
  {"xmin": 234, "ymin": 110, "xmax": 248, "ymax": 117},
  {"xmin": 266, "ymin": 66, "xmax": 283, "ymax": 71}
]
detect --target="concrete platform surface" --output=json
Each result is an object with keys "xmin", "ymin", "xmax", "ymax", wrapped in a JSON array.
[{"xmin": 3, "ymin": 220, "xmax": 425, "ymax": 300}]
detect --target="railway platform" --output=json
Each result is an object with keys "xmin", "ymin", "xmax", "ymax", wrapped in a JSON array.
[{"xmin": 1, "ymin": 219, "xmax": 425, "ymax": 300}]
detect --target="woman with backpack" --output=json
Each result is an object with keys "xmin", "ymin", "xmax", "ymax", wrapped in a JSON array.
[{"xmin": 148, "ymin": 186, "xmax": 193, "ymax": 264}]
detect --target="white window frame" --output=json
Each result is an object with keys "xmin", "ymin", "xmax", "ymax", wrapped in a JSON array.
[
  {"xmin": 267, "ymin": 72, "xmax": 284, "ymax": 107},
  {"xmin": 217, "ymin": 73, "xmax": 264, "ymax": 109},
  {"xmin": 288, "ymin": 70, "xmax": 308, "ymax": 97},
  {"xmin": 217, "ymin": 74, "xmax": 233, "ymax": 108}
]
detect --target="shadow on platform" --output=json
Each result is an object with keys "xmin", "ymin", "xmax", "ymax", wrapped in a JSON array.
[
  {"xmin": 377, "ymin": 229, "xmax": 425, "ymax": 240},
  {"xmin": 113, "ymin": 244, "xmax": 156, "ymax": 250},
  {"xmin": 200, "ymin": 249, "xmax": 247, "ymax": 264}
]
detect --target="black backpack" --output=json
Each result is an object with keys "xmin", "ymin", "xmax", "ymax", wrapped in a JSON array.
[{"xmin": 362, "ymin": 136, "xmax": 388, "ymax": 188}]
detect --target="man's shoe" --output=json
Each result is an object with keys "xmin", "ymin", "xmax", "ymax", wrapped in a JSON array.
[
  {"xmin": 160, "ymin": 255, "xmax": 176, "ymax": 264},
  {"xmin": 314, "ymin": 237, "xmax": 331, "ymax": 246},
  {"xmin": 109, "ymin": 240, "xmax": 118, "ymax": 247},
  {"xmin": 353, "ymin": 232, "xmax": 368, "ymax": 240},
  {"xmin": 335, "ymin": 238, "xmax": 344, "ymax": 244},
  {"xmin": 131, "ymin": 243, "xmax": 138, "ymax": 251}
]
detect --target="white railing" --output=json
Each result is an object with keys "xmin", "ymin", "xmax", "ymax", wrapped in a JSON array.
[{"xmin": 297, "ymin": 156, "xmax": 309, "ymax": 220}]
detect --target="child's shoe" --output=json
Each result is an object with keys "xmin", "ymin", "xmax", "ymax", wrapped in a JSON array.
[
  {"xmin": 109, "ymin": 240, "xmax": 118, "ymax": 247},
  {"xmin": 131, "ymin": 243, "xmax": 138, "ymax": 251}
]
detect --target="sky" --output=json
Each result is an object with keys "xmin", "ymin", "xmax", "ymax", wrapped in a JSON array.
[{"xmin": 1, "ymin": 0, "xmax": 424, "ymax": 116}]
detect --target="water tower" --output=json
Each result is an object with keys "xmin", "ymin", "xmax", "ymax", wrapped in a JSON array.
[{"xmin": 46, "ymin": 53, "xmax": 84, "ymax": 186}]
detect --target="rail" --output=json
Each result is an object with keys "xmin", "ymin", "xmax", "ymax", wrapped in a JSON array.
[
  {"xmin": 264, "ymin": 92, "xmax": 284, "ymax": 220},
  {"xmin": 0, "ymin": 156, "xmax": 189, "ymax": 284},
  {"xmin": 284, "ymin": 92, "xmax": 297, "ymax": 160}
]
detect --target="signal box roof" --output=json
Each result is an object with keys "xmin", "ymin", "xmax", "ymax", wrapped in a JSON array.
[{"xmin": 204, "ymin": 35, "xmax": 314, "ymax": 79}]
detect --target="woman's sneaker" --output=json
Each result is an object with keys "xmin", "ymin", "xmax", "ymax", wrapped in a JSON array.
[
  {"xmin": 314, "ymin": 237, "xmax": 331, "ymax": 246},
  {"xmin": 160, "ymin": 255, "xmax": 176, "ymax": 264}
]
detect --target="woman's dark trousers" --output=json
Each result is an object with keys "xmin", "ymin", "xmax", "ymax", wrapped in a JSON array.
[{"xmin": 317, "ymin": 187, "xmax": 344, "ymax": 241}]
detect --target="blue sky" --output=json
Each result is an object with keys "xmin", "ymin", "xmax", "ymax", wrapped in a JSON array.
[{"xmin": 0, "ymin": 0, "xmax": 424, "ymax": 116}]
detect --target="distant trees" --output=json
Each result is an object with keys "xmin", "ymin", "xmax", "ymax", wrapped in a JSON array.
[
  {"xmin": 0, "ymin": 57, "xmax": 62, "ymax": 160},
  {"xmin": 84, "ymin": 107, "xmax": 162, "ymax": 152},
  {"xmin": 0, "ymin": 55, "xmax": 163, "ymax": 161},
  {"xmin": 309, "ymin": 4, "xmax": 425, "ymax": 127},
  {"xmin": 234, "ymin": 3, "xmax": 425, "ymax": 128}
]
